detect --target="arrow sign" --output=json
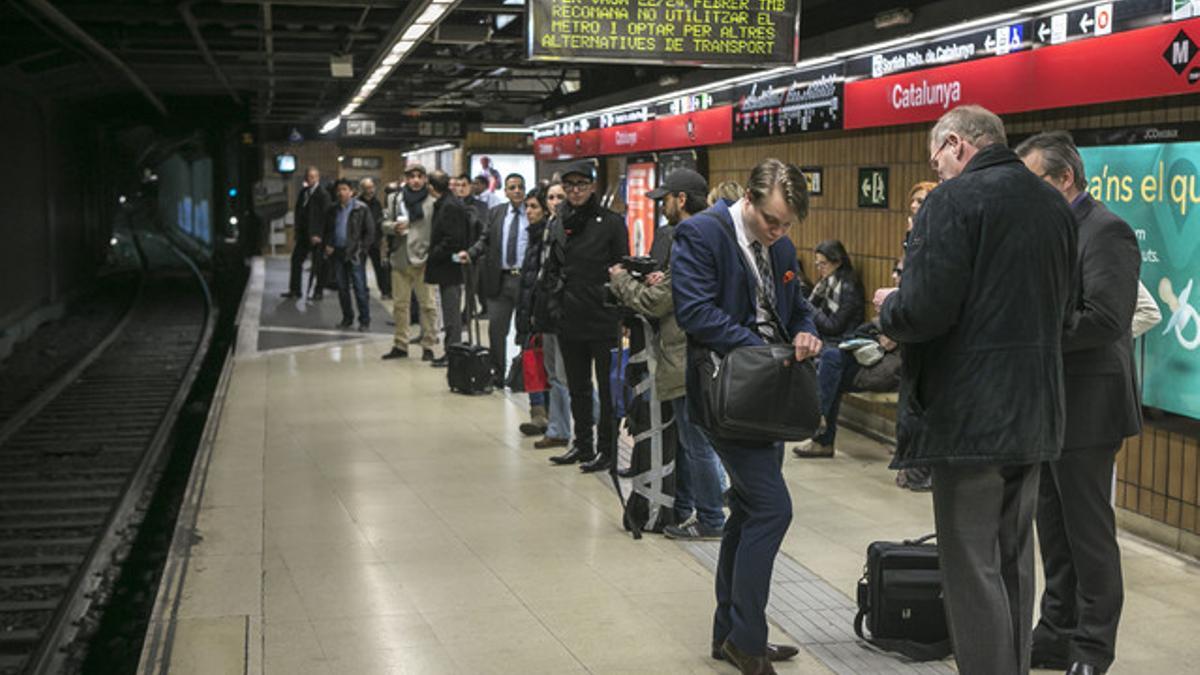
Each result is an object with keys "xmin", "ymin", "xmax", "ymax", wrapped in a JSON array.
[
  {"xmin": 861, "ymin": 178, "xmax": 871, "ymax": 198},
  {"xmin": 1038, "ymin": 22, "xmax": 1050, "ymax": 42},
  {"xmin": 1080, "ymin": 15, "xmax": 1094, "ymax": 33},
  {"xmin": 985, "ymin": 35, "xmax": 997, "ymax": 51}
]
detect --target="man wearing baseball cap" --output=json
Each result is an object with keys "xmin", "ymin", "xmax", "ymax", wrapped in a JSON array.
[
  {"xmin": 610, "ymin": 168, "xmax": 728, "ymax": 541},
  {"xmin": 542, "ymin": 160, "xmax": 629, "ymax": 474}
]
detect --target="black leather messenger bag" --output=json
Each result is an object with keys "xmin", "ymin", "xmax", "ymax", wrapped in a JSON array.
[{"xmin": 696, "ymin": 342, "xmax": 821, "ymax": 445}]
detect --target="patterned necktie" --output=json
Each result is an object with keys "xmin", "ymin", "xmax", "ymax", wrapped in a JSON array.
[
  {"xmin": 505, "ymin": 207, "xmax": 520, "ymax": 268},
  {"xmin": 751, "ymin": 241, "xmax": 775, "ymax": 309}
]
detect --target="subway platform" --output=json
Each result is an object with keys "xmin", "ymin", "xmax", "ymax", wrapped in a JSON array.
[{"xmin": 137, "ymin": 257, "xmax": 1200, "ymax": 674}]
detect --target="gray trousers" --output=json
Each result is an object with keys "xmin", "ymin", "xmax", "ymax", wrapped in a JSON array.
[
  {"xmin": 932, "ymin": 463, "xmax": 1040, "ymax": 675},
  {"xmin": 1033, "ymin": 443, "xmax": 1123, "ymax": 671},
  {"xmin": 486, "ymin": 274, "xmax": 521, "ymax": 377},
  {"xmin": 439, "ymin": 283, "xmax": 463, "ymax": 350}
]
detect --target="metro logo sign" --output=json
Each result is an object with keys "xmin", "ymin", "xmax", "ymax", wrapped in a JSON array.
[{"xmin": 845, "ymin": 18, "xmax": 1200, "ymax": 130}]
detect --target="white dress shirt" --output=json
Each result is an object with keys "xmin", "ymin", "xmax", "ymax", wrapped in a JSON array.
[{"xmin": 729, "ymin": 200, "xmax": 773, "ymax": 333}]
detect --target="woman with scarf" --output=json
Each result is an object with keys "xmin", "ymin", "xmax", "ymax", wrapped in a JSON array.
[{"xmin": 793, "ymin": 239, "xmax": 865, "ymax": 458}]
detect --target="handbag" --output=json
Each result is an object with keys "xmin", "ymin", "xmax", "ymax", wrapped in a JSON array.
[
  {"xmin": 521, "ymin": 335, "xmax": 548, "ymax": 393},
  {"xmin": 505, "ymin": 354, "xmax": 524, "ymax": 392},
  {"xmin": 852, "ymin": 350, "xmax": 902, "ymax": 393},
  {"xmin": 854, "ymin": 533, "xmax": 952, "ymax": 661},
  {"xmin": 695, "ymin": 341, "xmax": 821, "ymax": 445}
]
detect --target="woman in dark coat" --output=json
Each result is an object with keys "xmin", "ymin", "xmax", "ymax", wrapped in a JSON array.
[
  {"xmin": 794, "ymin": 240, "xmax": 866, "ymax": 458},
  {"xmin": 514, "ymin": 190, "xmax": 550, "ymax": 436}
]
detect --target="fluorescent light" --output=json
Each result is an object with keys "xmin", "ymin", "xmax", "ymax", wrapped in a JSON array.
[
  {"xmin": 320, "ymin": 117, "xmax": 341, "ymax": 134},
  {"xmin": 341, "ymin": 105, "xmax": 357, "ymax": 116},
  {"xmin": 382, "ymin": 54, "xmax": 401, "ymax": 66},
  {"xmin": 402, "ymin": 24, "xmax": 427, "ymax": 41},
  {"xmin": 416, "ymin": 5, "xmax": 446, "ymax": 24},
  {"xmin": 402, "ymin": 142, "xmax": 455, "ymax": 157},
  {"xmin": 482, "ymin": 125, "xmax": 534, "ymax": 134}
]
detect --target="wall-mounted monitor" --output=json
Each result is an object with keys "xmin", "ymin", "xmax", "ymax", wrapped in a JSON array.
[{"xmin": 275, "ymin": 154, "xmax": 297, "ymax": 174}]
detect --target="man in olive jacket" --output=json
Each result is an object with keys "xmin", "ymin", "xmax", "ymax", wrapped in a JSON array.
[
  {"xmin": 608, "ymin": 168, "xmax": 725, "ymax": 540},
  {"xmin": 874, "ymin": 106, "xmax": 1077, "ymax": 675},
  {"xmin": 1018, "ymin": 132, "xmax": 1141, "ymax": 675}
]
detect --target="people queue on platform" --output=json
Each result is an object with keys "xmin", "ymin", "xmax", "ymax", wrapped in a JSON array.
[{"xmin": 281, "ymin": 103, "xmax": 1161, "ymax": 675}]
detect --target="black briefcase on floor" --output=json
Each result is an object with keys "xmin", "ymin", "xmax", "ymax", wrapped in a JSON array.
[
  {"xmin": 447, "ymin": 264, "xmax": 493, "ymax": 395},
  {"xmin": 854, "ymin": 533, "xmax": 952, "ymax": 661}
]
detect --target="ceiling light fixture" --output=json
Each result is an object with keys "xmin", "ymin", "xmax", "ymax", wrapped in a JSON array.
[
  {"xmin": 319, "ymin": 117, "xmax": 341, "ymax": 134},
  {"xmin": 324, "ymin": 1, "xmax": 462, "ymax": 124},
  {"xmin": 482, "ymin": 124, "xmax": 534, "ymax": 134},
  {"xmin": 402, "ymin": 142, "xmax": 456, "ymax": 157}
]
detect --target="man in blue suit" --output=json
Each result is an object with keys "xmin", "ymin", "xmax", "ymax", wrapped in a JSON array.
[{"xmin": 672, "ymin": 159, "xmax": 821, "ymax": 675}]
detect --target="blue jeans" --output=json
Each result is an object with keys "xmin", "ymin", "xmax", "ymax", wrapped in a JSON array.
[
  {"xmin": 672, "ymin": 397, "xmax": 726, "ymax": 529},
  {"xmin": 814, "ymin": 344, "xmax": 859, "ymax": 446},
  {"xmin": 543, "ymin": 334, "xmax": 572, "ymax": 440},
  {"xmin": 333, "ymin": 250, "xmax": 370, "ymax": 326}
]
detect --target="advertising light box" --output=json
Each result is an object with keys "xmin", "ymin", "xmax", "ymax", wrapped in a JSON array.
[
  {"xmin": 528, "ymin": 0, "xmax": 800, "ymax": 67},
  {"xmin": 1077, "ymin": 137, "xmax": 1200, "ymax": 420}
]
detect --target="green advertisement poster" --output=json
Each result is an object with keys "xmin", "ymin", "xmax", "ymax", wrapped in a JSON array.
[{"xmin": 1078, "ymin": 142, "xmax": 1200, "ymax": 419}]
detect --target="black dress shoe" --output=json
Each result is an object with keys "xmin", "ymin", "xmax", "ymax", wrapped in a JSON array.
[
  {"xmin": 549, "ymin": 446, "xmax": 594, "ymax": 465},
  {"xmin": 712, "ymin": 642, "xmax": 798, "ymax": 662},
  {"xmin": 430, "ymin": 356, "xmax": 448, "ymax": 368},
  {"xmin": 381, "ymin": 347, "xmax": 408, "ymax": 360},
  {"xmin": 421, "ymin": 349, "xmax": 435, "ymax": 362},
  {"xmin": 579, "ymin": 454, "xmax": 613, "ymax": 473},
  {"xmin": 719, "ymin": 640, "xmax": 776, "ymax": 675},
  {"xmin": 337, "ymin": 320, "xmax": 354, "ymax": 329},
  {"xmin": 1067, "ymin": 663, "xmax": 1102, "ymax": 675}
]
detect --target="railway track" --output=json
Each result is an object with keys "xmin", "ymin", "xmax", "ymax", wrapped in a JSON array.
[{"xmin": 0, "ymin": 239, "xmax": 214, "ymax": 675}]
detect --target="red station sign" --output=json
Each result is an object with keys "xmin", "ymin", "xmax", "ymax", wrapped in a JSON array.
[{"xmin": 846, "ymin": 17, "xmax": 1200, "ymax": 130}]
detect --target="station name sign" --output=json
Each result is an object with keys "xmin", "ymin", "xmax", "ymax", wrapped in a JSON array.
[{"xmin": 528, "ymin": 0, "xmax": 799, "ymax": 67}]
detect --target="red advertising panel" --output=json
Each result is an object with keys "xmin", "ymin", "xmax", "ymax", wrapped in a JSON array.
[
  {"xmin": 625, "ymin": 162, "xmax": 656, "ymax": 256},
  {"xmin": 846, "ymin": 18, "xmax": 1200, "ymax": 130},
  {"xmin": 534, "ymin": 129, "xmax": 602, "ymax": 160},
  {"xmin": 654, "ymin": 106, "xmax": 733, "ymax": 151},
  {"xmin": 601, "ymin": 120, "xmax": 657, "ymax": 156}
]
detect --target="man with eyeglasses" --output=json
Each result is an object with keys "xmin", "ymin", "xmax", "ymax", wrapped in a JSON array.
[
  {"xmin": 459, "ymin": 173, "xmax": 531, "ymax": 386},
  {"xmin": 873, "ymin": 105, "xmax": 1077, "ymax": 675},
  {"xmin": 538, "ymin": 160, "xmax": 628, "ymax": 474},
  {"xmin": 1016, "ymin": 131, "xmax": 1141, "ymax": 675}
]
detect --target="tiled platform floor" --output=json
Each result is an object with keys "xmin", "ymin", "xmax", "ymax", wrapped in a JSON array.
[{"xmin": 138, "ymin": 257, "xmax": 1200, "ymax": 674}]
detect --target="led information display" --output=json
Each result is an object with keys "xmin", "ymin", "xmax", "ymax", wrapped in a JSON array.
[{"xmin": 528, "ymin": 0, "xmax": 799, "ymax": 66}]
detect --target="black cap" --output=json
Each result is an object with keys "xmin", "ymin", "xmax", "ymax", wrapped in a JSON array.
[
  {"xmin": 561, "ymin": 160, "xmax": 595, "ymax": 181},
  {"xmin": 646, "ymin": 168, "xmax": 708, "ymax": 200}
]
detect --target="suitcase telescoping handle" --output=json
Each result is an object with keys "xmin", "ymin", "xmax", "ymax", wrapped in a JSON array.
[
  {"xmin": 460, "ymin": 260, "xmax": 482, "ymax": 347},
  {"xmin": 903, "ymin": 533, "xmax": 937, "ymax": 547}
]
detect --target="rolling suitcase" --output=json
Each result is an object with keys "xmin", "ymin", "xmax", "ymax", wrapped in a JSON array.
[{"xmin": 447, "ymin": 264, "xmax": 493, "ymax": 395}]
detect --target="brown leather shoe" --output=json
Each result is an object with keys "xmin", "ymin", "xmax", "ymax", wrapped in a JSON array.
[
  {"xmin": 712, "ymin": 641, "xmax": 799, "ymax": 662},
  {"xmin": 720, "ymin": 640, "xmax": 776, "ymax": 675},
  {"xmin": 533, "ymin": 436, "xmax": 569, "ymax": 449}
]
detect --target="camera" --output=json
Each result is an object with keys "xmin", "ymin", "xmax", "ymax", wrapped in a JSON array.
[{"xmin": 620, "ymin": 255, "xmax": 658, "ymax": 279}]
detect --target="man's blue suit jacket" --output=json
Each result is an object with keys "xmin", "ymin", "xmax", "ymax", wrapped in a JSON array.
[{"xmin": 671, "ymin": 199, "xmax": 818, "ymax": 412}]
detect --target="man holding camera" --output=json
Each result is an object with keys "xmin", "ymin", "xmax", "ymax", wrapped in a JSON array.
[
  {"xmin": 608, "ymin": 169, "xmax": 726, "ymax": 540},
  {"xmin": 673, "ymin": 159, "xmax": 819, "ymax": 674}
]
